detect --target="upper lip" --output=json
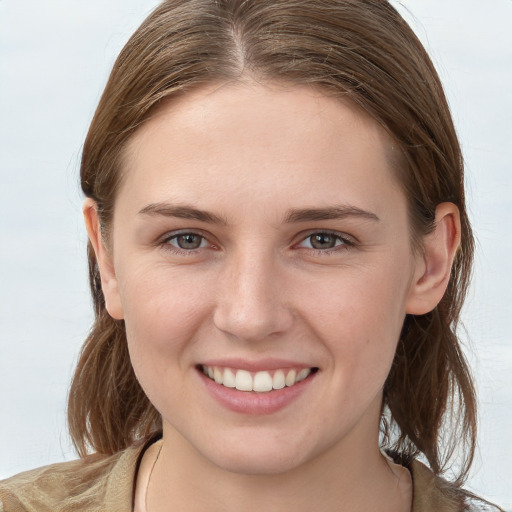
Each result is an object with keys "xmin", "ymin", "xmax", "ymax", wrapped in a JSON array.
[{"xmin": 199, "ymin": 358, "xmax": 317, "ymax": 372}]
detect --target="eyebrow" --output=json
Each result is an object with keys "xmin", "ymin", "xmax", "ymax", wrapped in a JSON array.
[
  {"xmin": 284, "ymin": 206, "xmax": 380, "ymax": 223},
  {"xmin": 138, "ymin": 202, "xmax": 380, "ymax": 225},
  {"xmin": 138, "ymin": 203, "xmax": 228, "ymax": 225}
]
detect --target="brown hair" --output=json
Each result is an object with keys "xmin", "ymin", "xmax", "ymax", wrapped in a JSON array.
[{"xmin": 70, "ymin": 0, "xmax": 476, "ymax": 487}]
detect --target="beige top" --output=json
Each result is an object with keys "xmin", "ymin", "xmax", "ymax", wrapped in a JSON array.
[{"xmin": 0, "ymin": 438, "xmax": 478, "ymax": 512}]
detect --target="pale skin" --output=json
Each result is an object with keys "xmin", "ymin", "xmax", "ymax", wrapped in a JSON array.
[{"xmin": 84, "ymin": 81, "xmax": 461, "ymax": 512}]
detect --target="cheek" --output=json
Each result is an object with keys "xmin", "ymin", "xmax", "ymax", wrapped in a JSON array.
[
  {"xmin": 299, "ymin": 259, "xmax": 411, "ymax": 385},
  {"xmin": 117, "ymin": 264, "xmax": 215, "ymax": 376},
  {"xmin": 303, "ymin": 258, "xmax": 409, "ymax": 329},
  {"xmin": 118, "ymin": 268, "xmax": 219, "ymax": 422}
]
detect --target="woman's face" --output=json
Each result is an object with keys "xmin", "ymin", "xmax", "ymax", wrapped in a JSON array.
[{"xmin": 100, "ymin": 82, "xmax": 426, "ymax": 474}]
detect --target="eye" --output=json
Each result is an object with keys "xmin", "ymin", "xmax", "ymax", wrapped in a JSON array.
[
  {"xmin": 165, "ymin": 232, "xmax": 209, "ymax": 250},
  {"xmin": 298, "ymin": 232, "xmax": 353, "ymax": 251}
]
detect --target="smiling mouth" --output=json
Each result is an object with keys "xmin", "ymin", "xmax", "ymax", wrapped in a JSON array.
[{"xmin": 200, "ymin": 365, "xmax": 318, "ymax": 393}]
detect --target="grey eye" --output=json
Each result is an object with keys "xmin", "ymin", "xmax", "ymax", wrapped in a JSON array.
[
  {"xmin": 308, "ymin": 233, "xmax": 340, "ymax": 250},
  {"xmin": 171, "ymin": 233, "xmax": 205, "ymax": 250}
]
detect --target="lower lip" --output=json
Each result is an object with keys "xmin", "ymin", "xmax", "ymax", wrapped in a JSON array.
[{"xmin": 198, "ymin": 370, "xmax": 316, "ymax": 415}]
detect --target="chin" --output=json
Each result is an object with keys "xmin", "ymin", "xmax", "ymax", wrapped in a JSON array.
[
  {"xmin": 209, "ymin": 448, "xmax": 307, "ymax": 476},
  {"xmin": 194, "ymin": 430, "xmax": 323, "ymax": 476}
]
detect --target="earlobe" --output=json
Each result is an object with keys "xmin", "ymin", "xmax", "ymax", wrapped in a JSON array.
[
  {"xmin": 406, "ymin": 202, "xmax": 461, "ymax": 315},
  {"xmin": 83, "ymin": 199, "xmax": 124, "ymax": 320}
]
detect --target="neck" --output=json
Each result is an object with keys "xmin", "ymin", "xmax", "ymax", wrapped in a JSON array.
[{"xmin": 146, "ymin": 424, "xmax": 411, "ymax": 512}]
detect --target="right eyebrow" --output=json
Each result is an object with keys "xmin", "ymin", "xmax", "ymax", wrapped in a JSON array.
[
  {"xmin": 283, "ymin": 205, "xmax": 380, "ymax": 224},
  {"xmin": 138, "ymin": 202, "xmax": 228, "ymax": 225}
]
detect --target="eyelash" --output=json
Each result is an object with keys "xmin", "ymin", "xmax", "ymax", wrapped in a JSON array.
[
  {"xmin": 160, "ymin": 231, "xmax": 213, "ymax": 255},
  {"xmin": 159, "ymin": 230, "xmax": 356, "ymax": 256},
  {"xmin": 295, "ymin": 230, "xmax": 356, "ymax": 254}
]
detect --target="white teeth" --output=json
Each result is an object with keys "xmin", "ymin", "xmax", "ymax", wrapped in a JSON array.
[
  {"xmin": 213, "ymin": 367, "xmax": 223, "ymax": 384},
  {"xmin": 202, "ymin": 366, "xmax": 314, "ymax": 392},
  {"xmin": 272, "ymin": 370, "xmax": 285, "ymax": 390},
  {"xmin": 285, "ymin": 369, "xmax": 296, "ymax": 387},
  {"xmin": 223, "ymin": 368, "xmax": 236, "ymax": 388},
  {"xmin": 235, "ymin": 369, "xmax": 253, "ymax": 391},
  {"xmin": 296, "ymin": 368, "xmax": 311, "ymax": 382},
  {"xmin": 253, "ymin": 371, "xmax": 273, "ymax": 392}
]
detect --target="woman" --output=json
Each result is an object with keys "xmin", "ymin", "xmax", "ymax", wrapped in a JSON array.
[{"xmin": 0, "ymin": 1, "xmax": 504, "ymax": 511}]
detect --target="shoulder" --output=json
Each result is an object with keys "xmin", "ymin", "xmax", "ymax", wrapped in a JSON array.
[
  {"xmin": 410, "ymin": 460, "xmax": 504, "ymax": 512},
  {"xmin": 0, "ymin": 441, "xmax": 147, "ymax": 512}
]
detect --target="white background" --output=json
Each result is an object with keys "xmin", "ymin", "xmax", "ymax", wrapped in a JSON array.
[{"xmin": 0, "ymin": 0, "xmax": 511, "ymax": 508}]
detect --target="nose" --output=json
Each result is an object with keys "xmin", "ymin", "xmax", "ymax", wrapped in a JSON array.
[{"xmin": 213, "ymin": 250, "xmax": 294, "ymax": 342}]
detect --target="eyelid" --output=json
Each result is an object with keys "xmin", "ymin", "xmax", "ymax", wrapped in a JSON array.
[
  {"xmin": 156, "ymin": 228, "xmax": 357, "ymax": 255},
  {"xmin": 294, "ymin": 229, "xmax": 357, "ymax": 250},
  {"xmin": 159, "ymin": 229, "xmax": 216, "ymax": 253}
]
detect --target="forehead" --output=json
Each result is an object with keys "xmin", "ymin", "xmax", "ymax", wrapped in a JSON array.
[
  {"xmin": 117, "ymin": 81, "xmax": 404, "ymax": 221},
  {"xmin": 126, "ymin": 80, "xmax": 396, "ymax": 161}
]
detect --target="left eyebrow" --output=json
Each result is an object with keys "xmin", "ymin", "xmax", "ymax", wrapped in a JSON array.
[
  {"xmin": 138, "ymin": 202, "xmax": 228, "ymax": 225},
  {"xmin": 283, "ymin": 205, "xmax": 380, "ymax": 224}
]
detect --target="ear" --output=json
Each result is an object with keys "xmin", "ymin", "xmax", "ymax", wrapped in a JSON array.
[
  {"xmin": 83, "ymin": 198, "xmax": 124, "ymax": 320},
  {"xmin": 406, "ymin": 202, "xmax": 461, "ymax": 315}
]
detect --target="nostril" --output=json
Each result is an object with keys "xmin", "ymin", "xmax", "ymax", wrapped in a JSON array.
[{"xmin": 212, "ymin": 301, "xmax": 294, "ymax": 342}]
